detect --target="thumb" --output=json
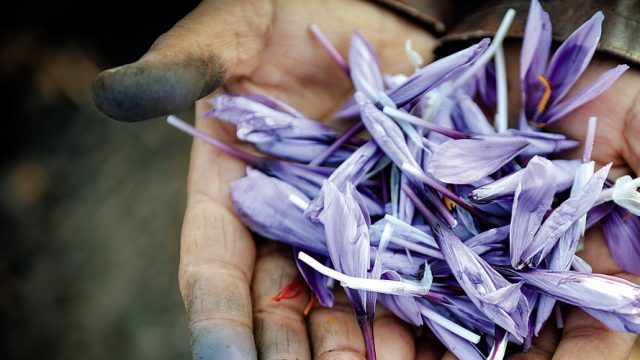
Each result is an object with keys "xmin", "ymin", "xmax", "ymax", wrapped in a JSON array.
[{"xmin": 91, "ymin": 0, "xmax": 269, "ymax": 122}]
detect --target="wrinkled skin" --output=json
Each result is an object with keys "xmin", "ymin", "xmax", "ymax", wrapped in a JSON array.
[{"xmin": 91, "ymin": 0, "xmax": 640, "ymax": 359}]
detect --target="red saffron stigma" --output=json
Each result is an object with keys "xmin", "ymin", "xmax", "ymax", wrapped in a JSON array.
[
  {"xmin": 269, "ymin": 274, "xmax": 304, "ymax": 302},
  {"xmin": 536, "ymin": 75, "xmax": 552, "ymax": 114}
]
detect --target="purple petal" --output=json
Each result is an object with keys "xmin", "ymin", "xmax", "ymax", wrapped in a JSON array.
[
  {"xmin": 349, "ymin": 31, "xmax": 384, "ymax": 101},
  {"xmin": 323, "ymin": 181, "xmax": 378, "ymax": 315},
  {"xmin": 505, "ymin": 129, "xmax": 580, "ymax": 156},
  {"xmin": 294, "ymin": 249, "xmax": 335, "ymax": 307},
  {"xmin": 429, "ymin": 216, "xmax": 530, "ymax": 339},
  {"xmin": 521, "ymin": 163, "xmax": 611, "ymax": 265},
  {"xmin": 582, "ymin": 306, "xmax": 640, "ymax": 333},
  {"xmin": 305, "ymin": 141, "xmax": 383, "ymax": 220},
  {"xmin": 510, "ymin": 156, "xmax": 557, "ymax": 268},
  {"xmin": 517, "ymin": 269, "xmax": 640, "ymax": 311},
  {"xmin": 470, "ymin": 159, "xmax": 579, "ymax": 203},
  {"xmin": 602, "ymin": 206, "xmax": 640, "ymax": 275},
  {"xmin": 544, "ymin": 65, "xmax": 629, "ymax": 124},
  {"xmin": 520, "ymin": 0, "xmax": 552, "ymax": 119},
  {"xmin": 451, "ymin": 92, "xmax": 496, "ymax": 135},
  {"xmin": 209, "ymin": 94, "xmax": 348, "ymax": 163},
  {"xmin": 356, "ymin": 93, "xmax": 421, "ymax": 170},
  {"xmin": 464, "ymin": 226, "xmax": 510, "ymax": 256},
  {"xmin": 388, "ymin": 39, "xmax": 489, "ymax": 107},
  {"xmin": 231, "ymin": 170, "xmax": 327, "ymax": 255},
  {"xmin": 429, "ymin": 137, "xmax": 529, "ymax": 184},
  {"xmin": 545, "ymin": 12, "xmax": 603, "ymax": 105}
]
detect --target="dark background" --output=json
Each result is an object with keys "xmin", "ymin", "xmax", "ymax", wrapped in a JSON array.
[{"xmin": 1, "ymin": 1, "xmax": 199, "ymax": 358}]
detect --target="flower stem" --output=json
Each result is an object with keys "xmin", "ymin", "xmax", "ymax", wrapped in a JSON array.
[
  {"xmin": 358, "ymin": 316, "xmax": 377, "ymax": 360},
  {"xmin": 383, "ymin": 106, "xmax": 468, "ymax": 139},
  {"xmin": 309, "ymin": 122, "xmax": 364, "ymax": 166},
  {"xmin": 494, "ymin": 44, "xmax": 508, "ymax": 133},
  {"xmin": 309, "ymin": 24, "xmax": 350, "ymax": 76},
  {"xmin": 167, "ymin": 115, "xmax": 261, "ymax": 167}
]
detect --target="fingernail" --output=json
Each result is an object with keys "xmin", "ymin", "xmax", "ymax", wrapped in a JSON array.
[
  {"xmin": 190, "ymin": 323, "xmax": 257, "ymax": 360},
  {"xmin": 91, "ymin": 57, "xmax": 224, "ymax": 122}
]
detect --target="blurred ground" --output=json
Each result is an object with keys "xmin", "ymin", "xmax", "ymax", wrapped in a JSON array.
[
  {"xmin": 0, "ymin": 1, "xmax": 639, "ymax": 360},
  {"xmin": 0, "ymin": 1, "xmax": 197, "ymax": 358}
]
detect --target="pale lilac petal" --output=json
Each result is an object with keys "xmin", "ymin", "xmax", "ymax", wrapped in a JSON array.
[
  {"xmin": 356, "ymin": 92, "xmax": 421, "ymax": 170},
  {"xmin": 505, "ymin": 129, "xmax": 579, "ymax": 156},
  {"xmin": 388, "ymin": 39, "xmax": 489, "ymax": 107},
  {"xmin": 429, "ymin": 137, "xmax": 529, "ymax": 184},
  {"xmin": 510, "ymin": 157, "xmax": 557, "ymax": 268},
  {"xmin": 521, "ymin": 163, "xmax": 611, "ymax": 265},
  {"xmin": 470, "ymin": 159, "xmax": 580, "ymax": 203},
  {"xmin": 349, "ymin": 31, "xmax": 384, "ymax": 101},
  {"xmin": 602, "ymin": 206, "xmax": 640, "ymax": 275},
  {"xmin": 231, "ymin": 170, "xmax": 327, "ymax": 255},
  {"xmin": 544, "ymin": 65, "xmax": 629, "ymax": 124},
  {"xmin": 464, "ymin": 226, "xmax": 510, "ymax": 256},
  {"xmin": 545, "ymin": 12, "xmax": 604, "ymax": 105},
  {"xmin": 516, "ymin": 269, "xmax": 640, "ymax": 311},
  {"xmin": 451, "ymin": 92, "xmax": 495, "ymax": 135},
  {"xmin": 305, "ymin": 141, "xmax": 383, "ymax": 219},
  {"xmin": 429, "ymin": 216, "xmax": 530, "ymax": 339},
  {"xmin": 521, "ymin": 0, "xmax": 552, "ymax": 119},
  {"xmin": 582, "ymin": 306, "xmax": 640, "ymax": 333}
]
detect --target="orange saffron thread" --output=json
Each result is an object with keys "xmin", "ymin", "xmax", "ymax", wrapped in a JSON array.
[
  {"xmin": 303, "ymin": 293, "xmax": 317, "ymax": 317},
  {"xmin": 536, "ymin": 75, "xmax": 552, "ymax": 114},
  {"xmin": 623, "ymin": 211, "xmax": 633, "ymax": 221},
  {"xmin": 443, "ymin": 184, "xmax": 457, "ymax": 211},
  {"xmin": 269, "ymin": 274, "xmax": 304, "ymax": 302}
]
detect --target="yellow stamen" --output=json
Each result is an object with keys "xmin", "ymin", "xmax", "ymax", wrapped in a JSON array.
[
  {"xmin": 443, "ymin": 184, "xmax": 457, "ymax": 211},
  {"xmin": 536, "ymin": 75, "xmax": 552, "ymax": 114},
  {"xmin": 303, "ymin": 293, "xmax": 317, "ymax": 317}
]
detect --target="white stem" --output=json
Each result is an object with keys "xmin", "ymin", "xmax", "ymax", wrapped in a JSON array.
[
  {"xmin": 378, "ymin": 224, "xmax": 394, "ymax": 254},
  {"xmin": 297, "ymin": 252, "xmax": 429, "ymax": 296},
  {"xmin": 447, "ymin": 9, "xmax": 516, "ymax": 94},
  {"xmin": 288, "ymin": 194, "xmax": 310, "ymax": 211},
  {"xmin": 420, "ymin": 305, "xmax": 481, "ymax": 344},
  {"xmin": 494, "ymin": 44, "xmax": 508, "ymax": 132}
]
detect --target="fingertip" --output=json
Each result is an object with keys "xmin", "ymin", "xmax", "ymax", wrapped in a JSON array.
[
  {"xmin": 191, "ymin": 322, "xmax": 257, "ymax": 360},
  {"xmin": 91, "ymin": 56, "xmax": 225, "ymax": 122}
]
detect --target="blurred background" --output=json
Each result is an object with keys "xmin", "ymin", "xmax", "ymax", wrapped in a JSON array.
[
  {"xmin": 0, "ymin": 1, "xmax": 199, "ymax": 358},
  {"xmin": 1, "ymin": 1, "xmax": 639, "ymax": 359}
]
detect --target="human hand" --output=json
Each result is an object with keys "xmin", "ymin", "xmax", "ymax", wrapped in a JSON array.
[
  {"xmin": 90, "ymin": 0, "xmax": 438, "ymax": 358},
  {"xmin": 496, "ymin": 47, "xmax": 640, "ymax": 360}
]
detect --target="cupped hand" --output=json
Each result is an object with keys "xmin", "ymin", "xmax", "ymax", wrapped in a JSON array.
[{"xmin": 89, "ymin": 0, "xmax": 438, "ymax": 359}]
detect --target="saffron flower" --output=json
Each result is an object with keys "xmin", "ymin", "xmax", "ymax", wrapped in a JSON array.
[{"xmin": 520, "ymin": 0, "xmax": 628, "ymax": 126}]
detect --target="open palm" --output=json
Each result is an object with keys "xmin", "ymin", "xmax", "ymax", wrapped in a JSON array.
[{"xmin": 92, "ymin": 1, "xmax": 640, "ymax": 359}]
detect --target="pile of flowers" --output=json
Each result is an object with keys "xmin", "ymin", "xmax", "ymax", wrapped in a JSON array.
[{"xmin": 168, "ymin": 1, "xmax": 639, "ymax": 359}]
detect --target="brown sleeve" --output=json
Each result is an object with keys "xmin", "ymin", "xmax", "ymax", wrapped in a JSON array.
[{"xmin": 376, "ymin": 0, "xmax": 640, "ymax": 66}]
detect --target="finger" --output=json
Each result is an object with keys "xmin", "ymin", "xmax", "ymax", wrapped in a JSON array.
[
  {"xmin": 507, "ymin": 323, "xmax": 560, "ymax": 360},
  {"xmin": 251, "ymin": 242, "xmax": 311, "ymax": 359},
  {"xmin": 551, "ymin": 307, "xmax": 637, "ymax": 360},
  {"xmin": 307, "ymin": 291, "xmax": 415, "ymax": 359},
  {"xmin": 91, "ymin": 0, "xmax": 269, "ymax": 121},
  {"xmin": 179, "ymin": 99, "xmax": 257, "ymax": 359}
]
